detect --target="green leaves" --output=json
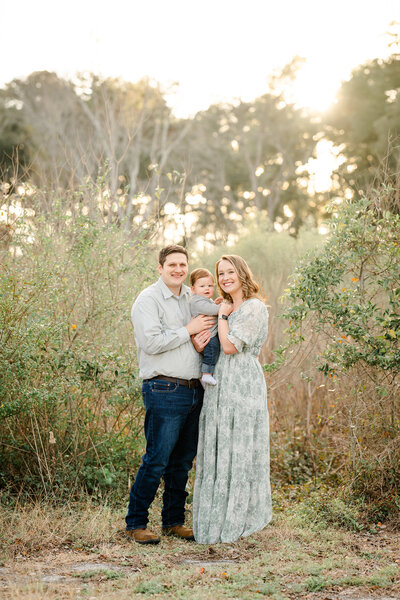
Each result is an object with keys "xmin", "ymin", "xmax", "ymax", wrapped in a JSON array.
[
  {"xmin": 280, "ymin": 189, "xmax": 400, "ymax": 376},
  {"xmin": 0, "ymin": 204, "xmax": 150, "ymax": 499}
]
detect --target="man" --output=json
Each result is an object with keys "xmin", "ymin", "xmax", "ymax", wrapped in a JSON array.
[{"xmin": 125, "ymin": 244, "xmax": 214, "ymax": 544}]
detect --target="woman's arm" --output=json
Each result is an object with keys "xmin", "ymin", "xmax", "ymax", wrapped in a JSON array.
[{"xmin": 218, "ymin": 302, "xmax": 237, "ymax": 355}]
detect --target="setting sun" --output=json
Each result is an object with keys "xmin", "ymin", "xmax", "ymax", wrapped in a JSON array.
[{"xmin": 290, "ymin": 62, "xmax": 344, "ymax": 112}]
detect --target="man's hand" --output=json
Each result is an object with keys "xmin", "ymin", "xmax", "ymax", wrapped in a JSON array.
[
  {"xmin": 186, "ymin": 315, "xmax": 216, "ymax": 336},
  {"xmin": 192, "ymin": 330, "xmax": 211, "ymax": 352}
]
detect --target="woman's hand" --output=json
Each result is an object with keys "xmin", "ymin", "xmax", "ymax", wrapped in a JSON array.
[{"xmin": 218, "ymin": 301, "xmax": 234, "ymax": 317}]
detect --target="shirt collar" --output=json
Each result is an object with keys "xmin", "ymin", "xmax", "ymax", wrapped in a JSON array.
[{"xmin": 157, "ymin": 277, "xmax": 191, "ymax": 300}]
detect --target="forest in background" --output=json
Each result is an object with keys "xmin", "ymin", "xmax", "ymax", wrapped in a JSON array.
[
  {"xmin": 1, "ymin": 53, "xmax": 400, "ymax": 246},
  {"xmin": 0, "ymin": 49, "xmax": 399, "ymax": 524}
]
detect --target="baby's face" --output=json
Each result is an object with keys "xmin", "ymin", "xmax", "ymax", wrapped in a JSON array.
[{"xmin": 191, "ymin": 276, "xmax": 215, "ymax": 298}]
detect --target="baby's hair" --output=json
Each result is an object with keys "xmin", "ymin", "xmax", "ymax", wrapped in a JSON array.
[{"xmin": 190, "ymin": 268, "xmax": 214, "ymax": 286}]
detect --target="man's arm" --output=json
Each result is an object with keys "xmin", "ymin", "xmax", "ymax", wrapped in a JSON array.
[
  {"xmin": 132, "ymin": 296, "xmax": 190, "ymax": 355},
  {"xmin": 132, "ymin": 296, "xmax": 215, "ymax": 355}
]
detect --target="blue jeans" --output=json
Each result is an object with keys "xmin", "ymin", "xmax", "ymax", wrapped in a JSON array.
[
  {"xmin": 202, "ymin": 335, "xmax": 220, "ymax": 374},
  {"xmin": 125, "ymin": 378, "xmax": 203, "ymax": 530}
]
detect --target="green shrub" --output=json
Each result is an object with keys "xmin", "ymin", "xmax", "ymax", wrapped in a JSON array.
[
  {"xmin": 297, "ymin": 489, "xmax": 364, "ymax": 531},
  {"xmin": 277, "ymin": 182, "xmax": 400, "ymax": 515},
  {"xmin": 270, "ymin": 432, "xmax": 316, "ymax": 485},
  {"xmin": 282, "ymin": 187, "xmax": 400, "ymax": 376},
  {"xmin": 0, "ymin": 198, "xmax": 153, "ymax": 501}
]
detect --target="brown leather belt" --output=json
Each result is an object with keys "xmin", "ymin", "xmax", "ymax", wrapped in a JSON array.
[{"xmin": 144, "ymin": 375, "xmax": 201, "ymax": 389}]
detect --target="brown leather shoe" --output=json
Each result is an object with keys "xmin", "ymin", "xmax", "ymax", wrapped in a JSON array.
[
  {"xmin": 162, "ymin": 525, "xmax": 194, "ymax": 540},
  {"xmin": 125, "ymin": 528, "xmax": 160, "ymax": 544}
]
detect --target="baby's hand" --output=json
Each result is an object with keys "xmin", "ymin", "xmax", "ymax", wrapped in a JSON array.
[
  {"xmin": 219, "ymin": 301, "xmax": 234, "ymax": 316},
  {"xmin": 215, "ymin": 296, "xmax": 224, "ymax": 305}
]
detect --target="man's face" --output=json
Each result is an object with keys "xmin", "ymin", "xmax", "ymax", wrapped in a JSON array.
[{"xmin": 158, "ymin": 252, "xmax": 188, "ymax": 290}]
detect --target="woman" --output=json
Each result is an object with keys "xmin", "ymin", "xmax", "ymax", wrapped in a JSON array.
[{"xmin": 193, "ymin": 255, "xmax": 272, "ymax": 544}]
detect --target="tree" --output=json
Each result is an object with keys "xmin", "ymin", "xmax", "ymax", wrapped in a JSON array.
[
  {"xmin": 325, "ymin": 54, "xmax": 400, "ymax": 198},
  {"xmin": 0, "ymin": 71, "xmax": 86, "ymax": 188},
  {"xmin": 169, "ymin": 103, "xmax": 244, "ymax": 245},
  {"xmin": 167, "ymin": 90, "xmax": 318, "ymax": 244},
  {"xmin": 231, "ymin": 93, "xmax": 317, "ymax": 229},
  {"xmin": 0, "ymin": 72, "xmax": 193, "ymax": 235},
  {"xmin": 0, "ymin": 64, "xmax": 322, "ymax": 243},
  {"xmin": 0, "ymin": 102, "xmax": 30, "ymax": 177}
]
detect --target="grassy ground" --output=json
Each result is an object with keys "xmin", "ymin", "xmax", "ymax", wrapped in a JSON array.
[{"xmin": 0, "ymin": 495, "xmax": 399, "ymax": 600}]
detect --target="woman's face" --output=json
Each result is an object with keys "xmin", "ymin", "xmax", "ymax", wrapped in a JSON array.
[{"xmin": 217, "ymin": 259, "xmax": 242, "ymax": 296}]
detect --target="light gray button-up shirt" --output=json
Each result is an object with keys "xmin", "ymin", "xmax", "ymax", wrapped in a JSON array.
[{"xmin": 131, "ymin": 277, "xmax": 202, "ymax": 380}]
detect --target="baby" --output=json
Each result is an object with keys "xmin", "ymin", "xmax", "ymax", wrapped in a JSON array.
[{"xmin": 190, "ymin": 268, "xmax": 221, "ymax": 387}]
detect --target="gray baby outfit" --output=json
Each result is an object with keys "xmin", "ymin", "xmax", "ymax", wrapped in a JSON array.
[{"xmin": 190, "ymin": 295, "xmax": 220, "ymax": 337}]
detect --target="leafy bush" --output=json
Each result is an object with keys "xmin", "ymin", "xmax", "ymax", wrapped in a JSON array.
[
  {"xmin": 297, "ymin": 489, "xmax": 364, "ymax": 531},
  {"xmin": 0, "ymin": 195, "xmax": 154, "ymax": 501},
  {"xmin": 283, "ymin": 187, "xmax": 400, "ymax": 375},
  {"xmin": 270, "ymin": 432, "xmax": 316, "ymax": 485},
  {"xmin": 277, "ymin": 182, "xmax": 400, "ymax": 515}
]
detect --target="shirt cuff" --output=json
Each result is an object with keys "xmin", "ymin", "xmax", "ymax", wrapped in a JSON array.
[{"xmin": 177, "ymin": 326, "xmax": 191, "ymax": 344}]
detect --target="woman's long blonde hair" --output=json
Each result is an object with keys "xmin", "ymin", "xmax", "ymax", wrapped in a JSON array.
[{"xmin": 215, "ymin": 255, "xmax": 259, "ymax": 303}]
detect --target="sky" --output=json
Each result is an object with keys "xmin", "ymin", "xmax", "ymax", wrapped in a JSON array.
[{"xmin": 2, "ymin": 0, "xmax": 399, "ymax": 116}]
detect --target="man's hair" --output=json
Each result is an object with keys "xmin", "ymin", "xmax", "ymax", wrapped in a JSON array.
[
  {"xmin": 190, "ymin": 268, "xmax": 214, "ymax": 286},
  {"xmin": 158, "ymin": 245, "xmax": 189, "ymax": 267}
]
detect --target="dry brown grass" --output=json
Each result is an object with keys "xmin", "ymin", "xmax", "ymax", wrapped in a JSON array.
[
  {"xmin": 0, "ymin": 502, "xmax": 122, "ymax": 556},
  {"xmin": 0, "ymin": 502, "xmax": 399, "ymax": 600},
  {"xmin": 265, "ymin": 324, "xmax": 400, "ymax": 516}
]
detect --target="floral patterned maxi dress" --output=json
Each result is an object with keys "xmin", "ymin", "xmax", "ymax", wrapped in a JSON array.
[{"xmin": 193, "ymin": 298, "xmax": 272, "ymax": 544}]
